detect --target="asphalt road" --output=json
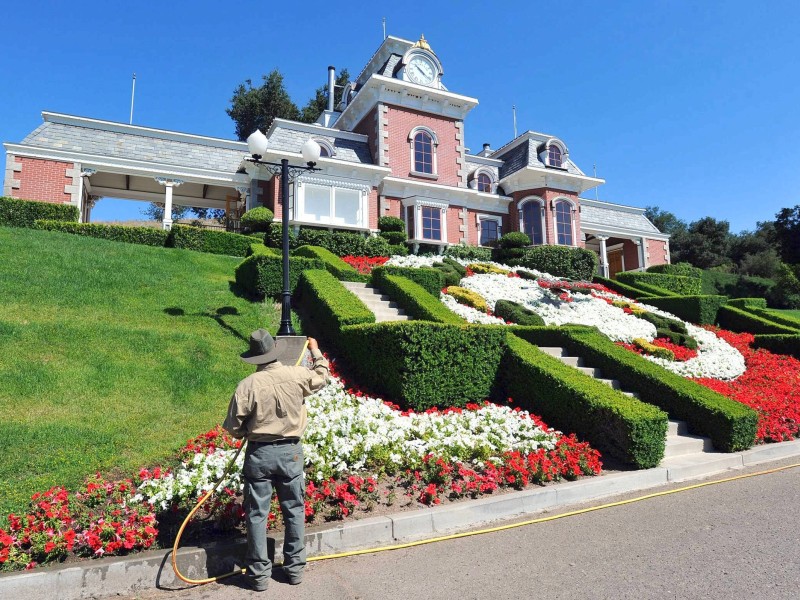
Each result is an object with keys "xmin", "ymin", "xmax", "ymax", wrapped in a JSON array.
[{"xmin": 115, "ymin": 456, "xmax": 800, "ymax": 600}]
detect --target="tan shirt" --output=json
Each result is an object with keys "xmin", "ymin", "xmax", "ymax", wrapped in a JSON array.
[{"xmin": 222, "ymin": 349, "xmax": 330, "ymax": 442}]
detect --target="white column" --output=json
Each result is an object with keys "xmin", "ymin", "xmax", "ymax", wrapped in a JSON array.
[
  {"xmin": 632, "ymin": 238, "xmax": 645, "ymax": 271},
  {"xmin": 78, "ymin": 168, "xmax": 96, "ymax": 224},
  {"xmin": 155, "ymin": 177, "xmax": 184, "ymax": 230},
  {"xmin": 640, "ymin": 236, "xmax": 648, "ymax": 270},
  {"xmin": 597, "ymin": 235, "xmax": 609, "ymax": 278}
]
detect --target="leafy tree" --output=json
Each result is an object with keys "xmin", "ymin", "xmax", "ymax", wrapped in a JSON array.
[
  {"xmin": 671, "ymin": 217, "xmax": 733, "ymax": 270},
  {"xmin": 774, "ymin": 205, "xmax": 800, "ymax": 264},
  {"xmin": 644, "ymin": 206, "xmax": 687, "ymax": 236},
  {"xmin": 226, "ymin": 70, "xmax": 300, "ymax": 141},
  {"xmin": 729, "ymin": 221, "xmax": 780, "ymax": 278},
  {"xmin": 140, "ymin": 203, "xmax": 189, "ymax": 222},
  {"xmin": 300, "ymin": 69, "xmax": 350, "ymax": 124}
]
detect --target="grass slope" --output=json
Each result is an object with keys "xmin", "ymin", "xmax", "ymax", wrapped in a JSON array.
[{"xmin": 0, "ymin": 227, "xmax": 284, "ymax": 518}]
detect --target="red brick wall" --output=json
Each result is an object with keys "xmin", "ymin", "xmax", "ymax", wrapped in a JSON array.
[
  {"xmin": 511, "ymin": 188, "xmax": 583, "ymax": 247},
  {"xmin": 647, "ymin": 238, "xmax": 669, "ymax": 266},
  {"xmin": 446, "ymin": 205, "xmax": 462, "ymax": 244},
  {"xmin": 383, "ymin": 196, "xmax": 402, "ymax": 219},
  {"xmin": 466, "ymin": 208, "xmax": 507, "ymax": 246},
  {"xmin": 623, "ymin": 239, "xmax": 641, "ymax": 271},
  {"xmin": 352, "ymin": 107, "xmax": 379, "ymax": 165},
  {"xmin": 367, "ymin": 187, "xmax": 379, "ymax": 230},
  {"xmin": 385, "ymin": 105, "xmax": 461, "ymax": 186},
  {"xmin": 10, "ymin": 156, "xmax": 73, "ymax": 203}
]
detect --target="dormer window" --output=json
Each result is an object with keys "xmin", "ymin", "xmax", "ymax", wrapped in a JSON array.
[
  {"xmin": 477, "ymin": 172, "xmax": 492, "ymax": 193},
  {"xmin": 548, "ymin": 145, "xmax": 562, "ymax": 168},
  {"xmin": 409, "ymin": 126, "xmax": 438, "ymax": 178},
  {"xmin": 314, "ymin": 139, "xmax": 334, "ymax": 158}
]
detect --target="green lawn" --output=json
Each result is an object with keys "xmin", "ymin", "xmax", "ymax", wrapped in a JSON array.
[
  {"xmin": 0, "ymin": 227, "xmax": 289, "ymax": 519},
  {"xmin": 765, "ymin": 309, "xmax": 800, "ymax": 321}
]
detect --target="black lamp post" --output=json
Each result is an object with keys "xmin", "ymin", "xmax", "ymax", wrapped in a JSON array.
[{"xmin": 246, "ymin": 130, "xmax": 321, "ymax": 336}]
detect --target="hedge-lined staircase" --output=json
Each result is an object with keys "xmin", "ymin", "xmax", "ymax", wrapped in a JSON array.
[
  {"xmin": 341, "ymin": 282, "xmax": 410, "ymax": 322},
  {"xmin": 538, "ymin": 346, "xmax": 715, "ymax": 462}
]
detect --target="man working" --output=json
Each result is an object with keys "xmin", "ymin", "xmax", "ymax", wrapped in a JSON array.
[{"xmin": 222, "ymin": 329, "xmax": 330, "ymax": 592}]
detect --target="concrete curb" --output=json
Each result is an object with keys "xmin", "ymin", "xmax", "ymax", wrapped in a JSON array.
[{"xmin": 3, "ymin": 439, "xmax": 800, "ymax": 600}]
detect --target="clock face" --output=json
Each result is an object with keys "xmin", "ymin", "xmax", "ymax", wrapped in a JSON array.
[{"xmin": 407, "ymin": 56, "xmax": 436, "ymax": 86}]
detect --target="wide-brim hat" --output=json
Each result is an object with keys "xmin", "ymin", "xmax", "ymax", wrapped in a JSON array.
[{"xmin": 240, "ymin": 329, "xmax": 287, "ymax": 364}]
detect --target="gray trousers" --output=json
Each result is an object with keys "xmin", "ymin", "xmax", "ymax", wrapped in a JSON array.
[{"xmin": 242, "ymin": 440, "xmax": 306, "ymax": 582}]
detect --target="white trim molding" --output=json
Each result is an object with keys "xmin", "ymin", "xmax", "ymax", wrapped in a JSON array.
[
  {"xmin": 518, "ymin": 195, "xmax": 547, "ymax": 245},
  {"xmin": 401, "ymin": 196, "xmax": 449, "ymax": 246},
  {"xmin": 476, "ymin": 213, "xmax": 502, "ymax": 247},
  {"xmin": 551, "ymin": 196, "xmax": 578, "ymax": 247}
]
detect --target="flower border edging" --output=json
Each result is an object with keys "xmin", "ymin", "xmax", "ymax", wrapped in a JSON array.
[{"xmin": 3, "ymin": 439, "xmax": 800, "ymax": 600}]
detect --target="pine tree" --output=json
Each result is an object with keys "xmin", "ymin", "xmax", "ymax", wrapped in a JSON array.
[
  {"xmin": 226, "ymin": 69, "xmax": 301, "ymax": 141},
  {"xmin": 300, "ymin": 69, "xmax": 350, "ymax": 124}
]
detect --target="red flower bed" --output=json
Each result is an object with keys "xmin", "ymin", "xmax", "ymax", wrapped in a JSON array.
[
  {"xmin": 693, "ymin": 328, "xmax": 800, "ymax": 443},
  {"xmin": 341, "ymin": 255, "xmax": 389, "ymax": 274}
]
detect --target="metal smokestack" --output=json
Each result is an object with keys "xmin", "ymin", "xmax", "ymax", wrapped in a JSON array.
[{"xmin": 327, "ymin": 66, "xmax": 336, "ymax": 112}]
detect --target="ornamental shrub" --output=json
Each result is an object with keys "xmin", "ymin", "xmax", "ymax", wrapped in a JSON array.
[
  {"xmin": 655, "ymin": 328, "xmax": 698, "ymax": 350},
  {"xmin": 444, "ymin": 244, "xmax": 492, "ymax": 261},
  {"xmin": 701, "ymin": 270, "xmax": 775, "ymax": 300},
  {"xmin": 339, "ymin": 322, "xmax": 506, "ymax": 410},
  {"xmin": 517, "ymin": 269, "xmax": 539, "ymax": 282},
  {"xmin": 511, "ymin": 325, "xmax": 758, "ymax": 453},
  {"xmin": 635, "ymin": 310, "xmax": 687, "ymax": 334},
  {"xmin": 265, "ymin": 224, "xmax": 299, "ymax": 250},
  {"xmin": 371, "ymin": 272, "xmax": 464, "ymax": 324},
  {"xmin": 752, "ymin": 334, "xmax": 800, "ymax": 359},
  {"xmin": 296, "ymin": 269, "xmax": 375, "ymax": 355},
  {"xmin": 632, "ymin": 338, "xmax": 675, "ymax": 361},
  {"xmin": 518, "ymin": 246, "xmax": 598, "ymax": 281},
  {"xmin": 640, "ymin": 295, "xmax": 728, "ymax": 325},
  {"xmin": 370, "ymin": 266, "xmax": 444, "ymax": 297},
  {"xmin": 748, "ymin": 307, "xmax": 800, "ymax": 330},
  {"xmin": 293, "ymin": 245, "xmax": 366, "ymax": 282},
  {"xmin": 167, "ymin": 225, "xmax": 254, "ymax": 256},
  {"xmin": 467, "ymin": 263, "xmax": 509, "ymax": 275},
  {"xmin": 716, "ymin": 305, "xmax": 799, "ymax": 335},
  {"xmin": 445, "ymin": 285, "xmax": 488, "ymax": 312},
  {"xmin": 500, "ymin": 333, "xmax": 668, "ymax": 468},
  {"xmin": 380, "ymin": 231, "xmax": 407, "ymax": 245},
  {"xmin": 234, "ymin": 253, "xmax": 324, "ymax": 299},
  {"xmin": 239, "ymin": 206, "xmax": 274, "ymax": 232},
  {"xmin": 592, "ymin": 275, "xmax": 651, "ymax": 299},
  {"xmin": 616, "ymin": 272, "xmax": 702, "ymax": 296},
  {"xmin": 432, "ymin": 262, "xmax": 462, "ymax": 287},
  {"xmin": 727, "ymin": 297, "xmax": 768, "ymax": 310},
  {"xmin": 0, "ymin": 196, "xmax": 78, "ymax": 227},
  {"xmin": 646, "ymin": 262, "xmax": 702, "ymax": 279},
  {"xmin": 377, "ymin": 216, "xmax": 405, "ymax": 233},
  {"xmin": 246, "ymin": 243, "xmax": 280, "ymax": 257},
  {"xmin": 388, "ymin": 244, "xmax": 409, "ymax": 256},
  {"xmin": 498, "ymin": 231, "xmax": 531, "ymax": 249},
  {"xmin": 364, "ymin": 235, "xmax": 391, "ymax": 257},
  {"xmin": 296, "ymin": 228, "xmax": 332, "ymax": 248},
  {"xmin": 327, "ymin": 231, "xmax": 367, "ymax": 257},
  {"xmin": 33, "ymin": 220, "xmax": 169, "ymax": 247},
  {"xmin": 494, "ymin": 300, "xmax": 545, "ymax": 326}
]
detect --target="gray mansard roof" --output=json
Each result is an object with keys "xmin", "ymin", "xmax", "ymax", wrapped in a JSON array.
[
  {"xmin": 21, "ymin": 115, "xmax": 248, "ymax": 173},
  {"xmin": 579, "ymin": 198, "xmax": 662, "ymax": 235},
  {"xmin": 495, "ymin": 138, "xmax": 585, "ymax": 179},
  {"xmin": 267, "ymin": 123, "xmax": 372, "ymax": 164}
]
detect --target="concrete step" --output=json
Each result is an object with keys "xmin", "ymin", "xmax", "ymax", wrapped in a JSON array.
[
  {"xmin": 663, "ymin": 434, "xmax": 714, "ymax": 458},
  {"xmin": 668, "ymin": 420, "xmax": 689, "ymax": 436},
  {"xmin": 576, "ymin": 366, "xmax": 602, "ymax": 378},
  {"xmin": 341, "ymin": 281, "xmax": 369, "ymax": 289},
  {"xmin": 558, "ymin": 355, "xmax": 586, "ymax": 368},
  {"xmin": 538, "ymin": 346, "xmax": 567, "ymax": 358},
  {"xmin": 597, "ymin": 378, "xmax": 622, "ymax": 390},
  {"xmin": 660, "ymin": 453, "xmax": 744, "ymax": 482},
  {"xmin": 374, "ymin": 313, "xmax": 409, "ymax": 322}
]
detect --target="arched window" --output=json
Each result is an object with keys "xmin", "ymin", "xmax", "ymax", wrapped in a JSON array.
[
  {"xmin": 319, "ymin": 146, "xmax": 330, "ymax": 158},
  {"xmin": 314, "ymin": 139, "xmax": 334, "ymax": 158},
  {"xmin": 477, "ymin": 172, "xmax": 492, "ymax": 193},
  {"xmin": 413, "ymin": 131, "xmax": 434, "ymax": 174},
  {"xmin": 520, "ymin": 199, "xmax": 544, "ymax": 245},
  {"xmin": 548, "ymin": 145, "xmax": 562, "ymax": 168},
  {"xmin": 555, "ymin": 200, "xmax": 573, "ymax": 245}
]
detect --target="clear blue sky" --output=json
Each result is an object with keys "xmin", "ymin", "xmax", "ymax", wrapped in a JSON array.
[{"xmin": 2, "ymin": 0, "xmax": 798, "ymax": 232}]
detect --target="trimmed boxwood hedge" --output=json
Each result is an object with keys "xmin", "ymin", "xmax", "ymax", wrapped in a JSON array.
[
  {"xmin": 370, "ymin": 265, "xmax": 445, "ymax": 297},
  {"xmin": 511, "ymin": 325, "xmax": 758, "ymax": 453},
  {"xmin": 296, "ymin": 269, "xmax": 375, "ymax": 354},
  {"xmin": 444, "ymin": 244, "xmax": 492, "ymax": 261},
  {"xmin": 371, "ymin": 272, "xmax": 464, "ymax": 324},
  {"xmin": 752, "ymin": 334, "xmax": 800, "ymax": 359},
  {"xmin": 494, "ymin": 300, "xmax": 545, "ymax": 326},
  {"xmin": 639, "ymin": 295, "xmax": 728, "ymax": 325},
  {"xmin": 646, "ymin": 262, "xmax": 702, "ymax": 279},
  {"xmin": 518, "ymin": 246, "xmax": 598, "ymax": 281},
  {"xmin": 246, "ymin": 243, "xmax": 280, "ymax": 257},
  {"xmin": 727, "ymin": 297, "xmax": 768, "ymax": 310},
  {"xmin": 234, "ymin": 253, "xmax": 325, "ymax": 298},
  {"xmin": 749, "ymin": 307, "xmax": 800, "ymax": 331},
  {"xmin": 617, "ymin": 272, "xmax": 701, "ymax": 296},
  {"xmin": 500, "ymin": 333, "xmax": 668, "ymax": 468},
  {"xmin": 592, "ymin": 275, "xmax": 653, "ymax": 299},
  {"xmin": 1, "ymin": 196, "xmax": 78, "ymax": 227},
  {"xmin": 167, "ymin": 225, "xmax": 255, "ymax": 256},
  {"xmin": 293, "ymin": 245, "xmax": 367, "ymax": 282},
  {"xmin": 339, "ymin": 322, "xmax": 506, "ymax": 411},
  {"xmin": 716, "ymin": 305, "xmax": 799, "ymax": 335},
  {"xmin": 34, "ymin": 220, "xmax": 169, "ymax": 247}
]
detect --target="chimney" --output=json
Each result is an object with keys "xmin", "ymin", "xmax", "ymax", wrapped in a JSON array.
[
  {"xmin": 480, "ymin": 143, "xmax": 492, "ymax": 157},
  {"xmin": 327, "ymin": 66, "xmax": 336, "ymax": 113}
]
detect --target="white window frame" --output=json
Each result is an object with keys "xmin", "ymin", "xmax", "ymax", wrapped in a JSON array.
[
  {"xmin": 552, "ymin": 197, "xmax": 577, "ymax": 247},
  {"xmin": 401, "ymin": 197, "xmax": 448, "ymax": 245},
  {"xmin": 518, "ymin": 196, "xmax": 546, "ymax": 245},
  {"xmin": 471, "ymin": 167, "xmax": 496, "ymax": 193},
  {"xmin": 408, "ymin": 126, "xmax": 439, "ymax": 179},
  {"xmin": 477, "ymin": 214, "xmax": 502, "ymax": 247},
  {"xmin": 539, "ymin": 138, "xmax": 569, "ymax": 168},
  {"xmin": 294, "ymin": 176, "xmax": 370, "ymax": 229},
  {"xmin": 314, "ymin": 139, "xmax": 335, "ymax": 158}
]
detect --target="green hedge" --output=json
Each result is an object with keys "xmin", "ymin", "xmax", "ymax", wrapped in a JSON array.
[
  {"xmin": 617, "ymin": 272, "xmax": 701, "ymax": 295},
  {"xmin": 293, "ymin": 245, "xmax": 367, "ymax": 282},
  {"xmin": 378, "ymin": 216, "xmax": 405, "ymax": 232},
  {"xmin": 246, "ymin": 243, "xmax": 280, "ymax": 257},
  {"xmin": 639, "ymin": 295, "xmax": 728, "ymax": 325},
  {"xmin": 0, "ymin": 196, "xmax": 78, "ymax": 227},
  {"xmin": 33, "ymin": 220, "xmax": 169, "ymax": 247},
  {"xmin": 717, "ymin": 305, "xmax": 800, "ymax": 335},
  {"xmin": 518, "ymin": 246, "xmax": 598, "ymax": 281},
  {"xmin": 444, "ymin": 244, "xmax": 492, "ymax": 261},
  {"xmin": 592, "ymin": 275, "xmax": 652, "ymax": 299},
  {"xmin": 701, "ymin": 270, "xmax": 775, "ymax": 299},
  {"xmin": 752, "ymin": 334, "xmax": 800, "ymax": 359},
  {"xmin": 727, "ymin": 297, "xmax": 767, "ymax": 310},
  {"xmin": 749, "ymin": 308, "xmax": 800, "ymax": 331},
  {"xmin": 494, "ymin": 300, "xmax": 545, "ymax": 326},
  {"xmin": 239, "ymin": 207, "xmax": 274, "ymax": 232},
  {"xmin": 167, "ymin": 225, "xmax": 255, "ymax": 256},
  {"xmin": 339, "ymin": 322, "xmax": 506, "ymax": 411},
  {"xmin": 371, "ymin": 272, "xmax": 464, "ymax": 324},
  {"xmin": 646, "ymin": 262, "xmax": 702, "ymax": 279},
  {"xmin": 234, "ymin": 253, "xmax": 325, "ymax": 299},
  {"xmin": 296, "ymin": 269, "xmax": 375, "ymax": 354},
  {"xmin": 500, "ymin": 334, "xmax": 667, "ymax": 468},
  {"xmin": 511, "ymin": 326, "xmax": 758, "ymax": 453},
  {"xmin": 370, "ymin": 265, "xmax": 445, "ymax": 297}
]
